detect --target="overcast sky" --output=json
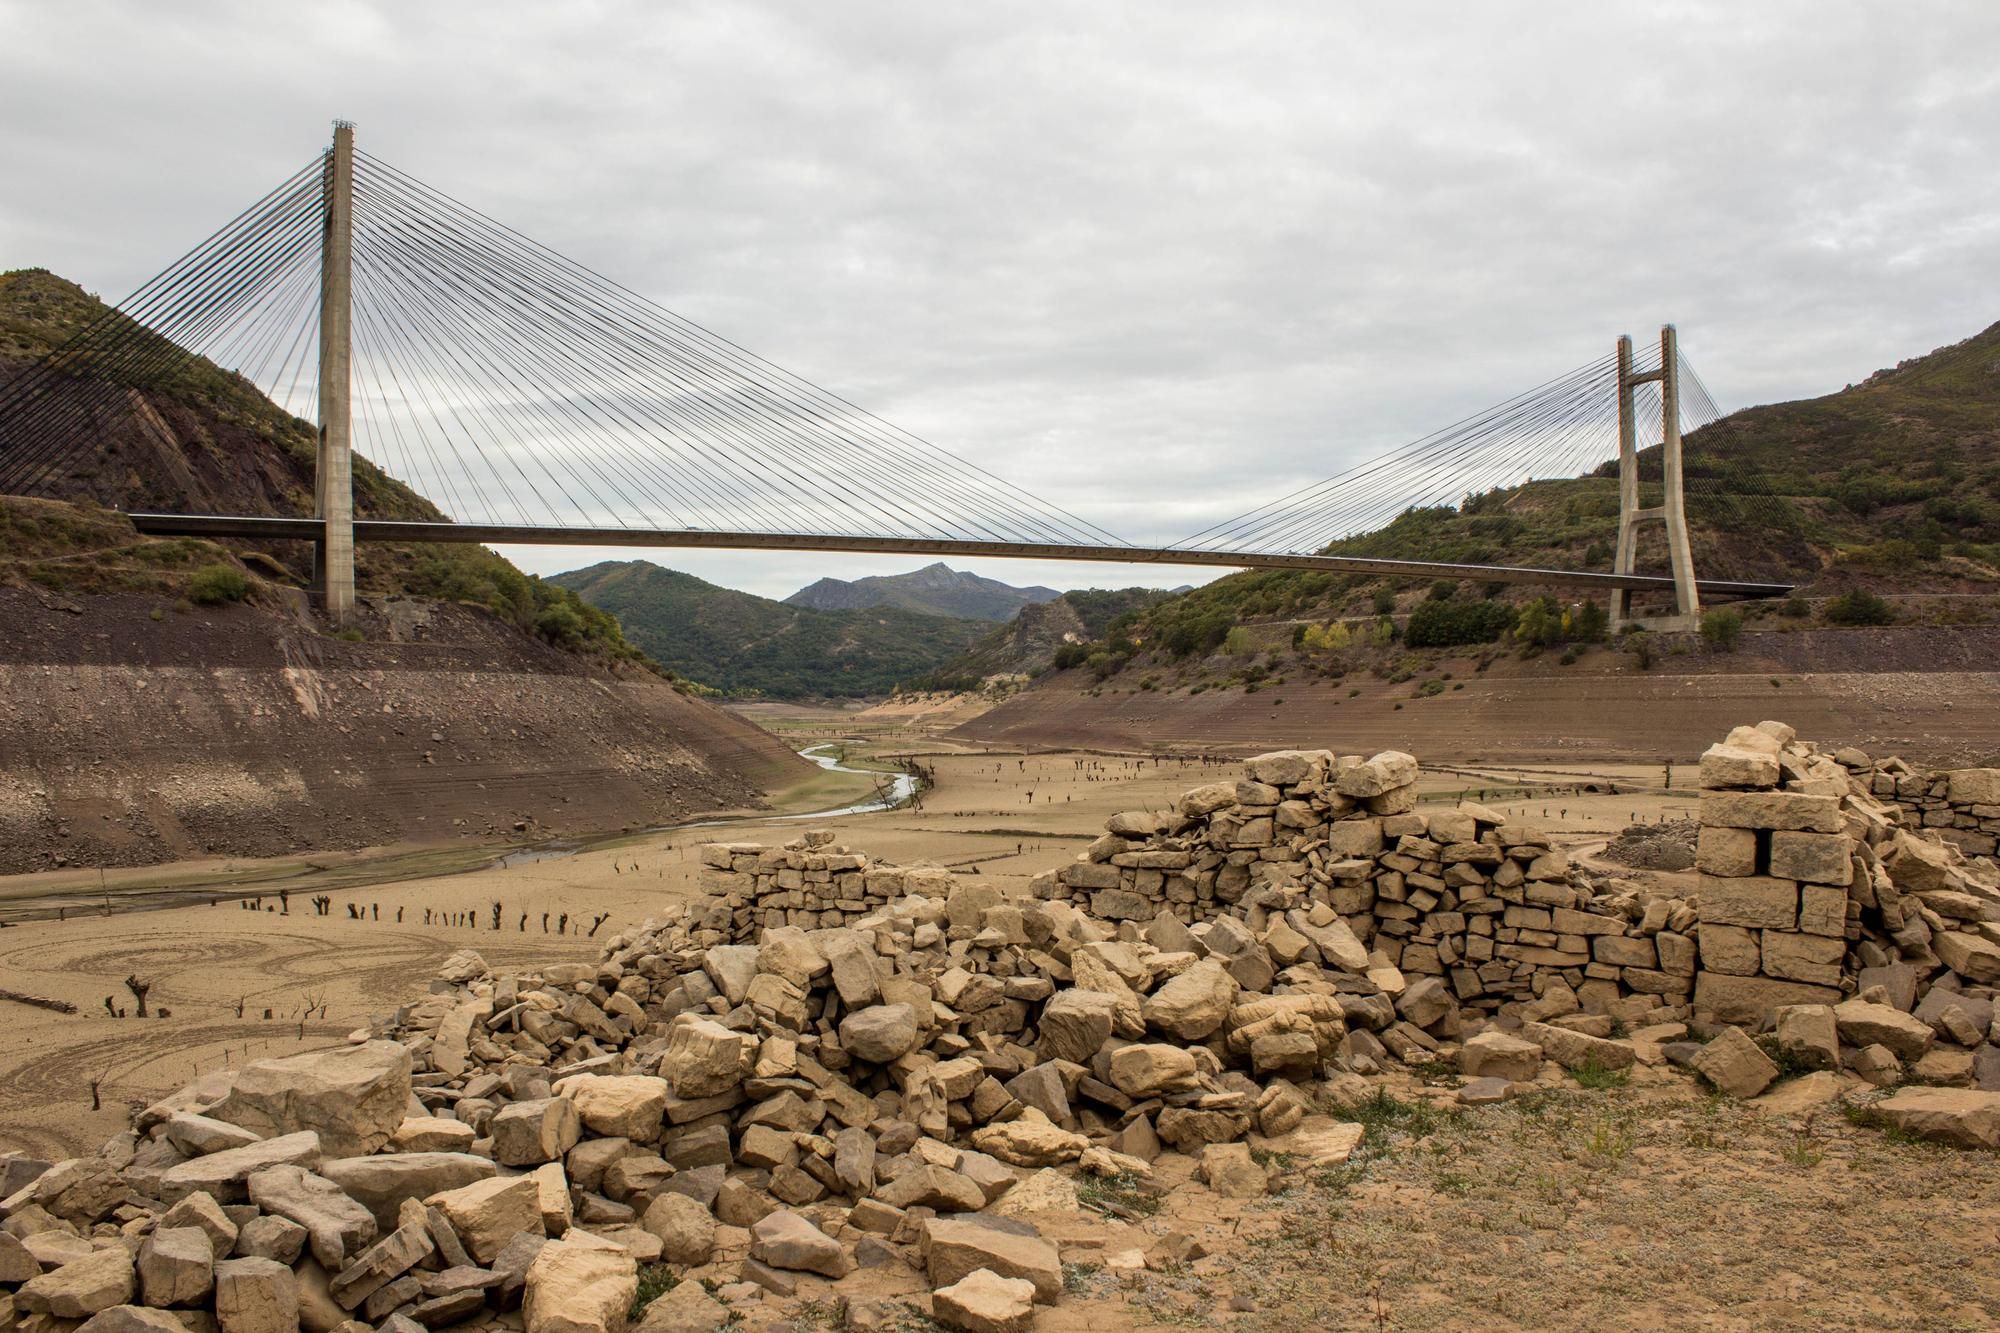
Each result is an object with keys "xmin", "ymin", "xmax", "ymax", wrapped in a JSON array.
[{"xmin": 3, "ymin": 2, "xmax": 1996, "ymax": 598}]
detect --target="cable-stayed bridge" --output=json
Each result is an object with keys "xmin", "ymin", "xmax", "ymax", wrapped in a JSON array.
[{"xmin": 0, "ymin": 125, "xmax": 1792, "ymax": 625}]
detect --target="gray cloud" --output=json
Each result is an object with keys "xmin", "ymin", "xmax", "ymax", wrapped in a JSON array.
[{"xmin": 3, "ymin": 1, "xmax": 1995, "ymax": 597}]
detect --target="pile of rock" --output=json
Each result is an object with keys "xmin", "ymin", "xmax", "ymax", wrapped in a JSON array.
[
  {"xmin": 1837, "ymin": 748, "xmax": 2000, "ymax": 858},
  {"xmin": 1695, "ymin": 722, "xmax": 2000, "ymax": 1093},
  {"xmin": 1032, "ymin": 747, "xmax": 1701, "ymax": 1018},
  {"xmin": 5, "ymin": 720, "xmax": 1998, "ymax": 1333}
]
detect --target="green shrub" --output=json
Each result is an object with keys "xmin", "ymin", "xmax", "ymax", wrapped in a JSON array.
[
  {"xmin": 1372, "ymin": 589, "xmax": 1398, "ymax": 615},
  {"xmin": 1824, "ymin": 589, "xmax": 1894, "ymax": 626},
  {"xmin": 187, "ymin": 563, "xmax": 249, "ymax": 605},
  {"xmin": 1780, "ymin": 597, "xmax": 1810, "ymax": 618},
  {"xmin": 1417, "ymin": 678, "xmax": 1446, "ymax": 697},
  {"xmin": 534, "ymin": 602, "xmax": 586, "ymax": 645},
  {"xmin": 1700, "ymin": 608, "xmax": 1744, "ymax": 651},
  {"xmin": 1405, "ymin": 599, "xmax": 1516, "ymax": 647}
]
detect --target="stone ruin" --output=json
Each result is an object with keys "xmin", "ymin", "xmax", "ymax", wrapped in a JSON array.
[{"xmin": 2, "ymin": 721, "xmax": 1998, "ymax": 1333}]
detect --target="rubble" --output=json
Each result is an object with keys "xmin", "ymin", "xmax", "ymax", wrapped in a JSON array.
[{"xmin": 5, "ymin": 723, "xmax": 1998, "ymax": 1333}]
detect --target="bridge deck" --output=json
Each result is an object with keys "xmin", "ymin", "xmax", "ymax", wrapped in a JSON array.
[{"xmin": 127, "ymin": 513, "xmax": 1794, "ymax": 598}]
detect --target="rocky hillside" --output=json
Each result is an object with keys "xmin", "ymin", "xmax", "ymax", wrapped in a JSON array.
[
  {"xmin": 908, "ymin": 586, "xmax": 1179, "ymax": 688},
  {"xmin": 0, "ymin": 270, "xmax": 813, "ymax": 863},
  {"xmin": 550, "ymin": 560, "xmax": 990, "ymax": 699},
  {"xmin": 0, "ymin": 581, "xmax": 804, "ymax": 873},
  {"xmin": 785, "ymin": 560, "xmax": 1059, "ymax": 620},
  {"xmin": 1000, "ymin": 317, "xmax": 2000, "ymax": 697}
]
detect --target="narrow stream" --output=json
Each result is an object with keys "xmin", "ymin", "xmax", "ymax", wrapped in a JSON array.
[
  {"xmin": 3, "ymin": 743, "xmax": 916, "ymax": 919},
  {"xmin": 491, "ymin": 742, "xmax": 913, "ymax": 868}
]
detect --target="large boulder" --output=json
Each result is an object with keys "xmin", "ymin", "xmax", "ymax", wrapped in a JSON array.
[
  {"xmin": 840, "ymin": 1004, "xmax": 922, "ymax": 1063},
  {"xmin": 555, "ymin": 1076, "xmax": 670, "ymax": 1142},
  {"xmin": 1141, "ymin": 959, "xmax": 1237, "ymax": 1040},
  {"xmin": 639, "ymin": 1193, "xmax": 715, "ymax": 1266},
  {"xmin": 1036, "ymin": 990, "xmax": 1119, "ymax": 1064},
  {"xmin": 522, "ymin": 1240, "xmax": 638, "ymax": 1333},
  {"xmin": 427, "ymin": 1175, "xmax": 544, "ymax": 1264},
  {"xmin": 493, "ymin": 1098, "xmax": 583, "ymax": 1167},
  {"xmin": 969, "ymin": 1115, "xmax": 1089, "ymax": 1167},
  {"xmin": 632, "ymin": 1280, "xmax": 729, "ymax": 1333},
  {"xmin": 318, "ymin": 1153, "xmax": 497, "ymax": 1233},
  {"xmin": 246, "ymin": 1166, "xmax": 377, "ymax": 1271},
  {"xmin": 1688, "ymin": 1028, "xmax": 1779, "ymax": 1099},
  {"xmin": 1108, "ymin": 1044, "xmax": 1199, "ymax": 1097},
  {"xmin": 933, "ymin": 1268, "xmax": 1038, "ymax": 1333},
  {"xmin": 661, "ymin": 1016, "xmax": 751, "ymax": 1098},
  {"xmin": 138, "ymin": 1226, "xmax": 214, "ymax": 1307},
  {"xmin": 208, "ymin": 1044, "xmax": 412, "ymax": 1158},
  {"xmin": 1869, "ymin": 1088, "xmax": 2000, "ymax": 1149},
  {"xmin": 212, "ymin": 1258, "xmax": 300, "ymax": 1333},
  {"xmin": 17, "ymin": 1247, "xmax": 137, "ymax": 1319},
  {"xmin": 1457, "ymin": 1030, "xmax": 1543, "ymax": 1083},
  {"xmin": 921, "ymin": 1218, "xmax": 1062, "ymax": 1305},
  {"xmin": 159, "ymin": 1133, "xmax": 322, "ymax": 1205},
  {"xmin": 748, "ymin": 1211, "xmax": 851, "ymax": 1278},
  {"xmin": 1833, "ymin": 1001, "xmax": 1934, "ymax": 1062}
]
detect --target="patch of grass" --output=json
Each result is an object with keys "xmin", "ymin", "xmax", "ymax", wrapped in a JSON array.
[
  {"xmin": 1585, "ymin": 1114, "xmax": 1636, "ymax": 1160},
  {"xmin": 1781, "ymin": 1131, "xmax": 1825, "ymax": 1167},
  {"xmin": 1407, "ymin": 1057, "xmax": 1461, "ymax": 1086},
  {"xmin": 1251, "ymin": 1148, "xmax": 1301, "ymax": 1173},
  {"xmin": 1323, "ymin": 1088, "xmax": 1464, "ymax": 1151},
  {"xmin": 628, "ymin": 1263, "xmax": 677, "ymax": 1320},
  {"xmin": 1571, "ymin": 1057, "xmax": 1631, "ymax": 1090},
  {"xmin": 187, "ymin": 562, "xmax": 250, "ymax": 605},
  {"xmin": 1842, "ymin": 1102, "xmax": 1957, "ymax": 1149},
  {"xmin": 1062, "ymin": 1261, "xmax": 1103, "ymax": 1297},
  {"xmin": 1431, "ymin": 1167, "xmax": 1475, "ymax": 1196},
  {"xmin": 790, "ymin": 1299, "xmax": 853, "ymax": 1330},
  {"xmin": 1076, "ymin": 1171, "xmax": 1160, "ymax": 1217}
]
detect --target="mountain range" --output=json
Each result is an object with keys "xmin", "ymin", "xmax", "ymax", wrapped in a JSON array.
[
  {"xmin": 549, "ymin": 560, "xmax": 993, "ymax": 698},
  {"xmin": 784, "ymin": 561, "xmax": 1061, "ymax": 621}
]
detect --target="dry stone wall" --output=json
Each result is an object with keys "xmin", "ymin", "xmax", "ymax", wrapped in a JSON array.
[
  {"xmin": 3, "ymin": 721, "xmax": 1997, "ymax": 1333},
  {"xmin": 1840, "ymin": 749, "xmax": 2000, "ymax": 858}
]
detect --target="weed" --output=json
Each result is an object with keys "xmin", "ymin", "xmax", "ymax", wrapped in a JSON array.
[
  {"xmin": 1841, "ymin": 1102, "xmax": 1950, "ymax": 1148},
  {"xmin": 1062, "ymin": 1262, "xmax": 1102, "ymax": 1297},
  {"xmin": 1683, "ymin": 1125, "xmax": 1724, "ymax": 1150},
  {"xmin": 1407, "ymin": 1058, "xmax": 1461, "ymax": 1087},
  {"xmin": 1431, "ymin": 1168, "xmax": 1475, "ymax": 1196},
  {"xmin": 790, "ymin": 1299, "xmax": 853, "ymax": 1331},
  {"xmin": 1077, "ymin": 1171, "xmax": 1160, "ymax": 1217},
  {"xmin": 1585, "ymin": 1115, "xmax": 1636, "ymax": 1160},
  {"xmin": 1755, "ymin": 1036, "xmax": 1823, "ymax": 1080},
  {"xmin": 628, "ymin": 1263, "xmax": 677, "ymax": 1320},
  {"xmin": 1324, "ymin": 1088, "xmax": 1463, "ymax": 1150},
  {"xmin": 1781, "ymin": 1132, "xmax": 1825, "ymax": 1167},
  {"xmin": 1572, "ymin": 1057, "xmax": 1630, "ymax": 1090},
  {"xmin": 1251, "ymin": 1148, "xmax": 1302, "ymax": 1172}
]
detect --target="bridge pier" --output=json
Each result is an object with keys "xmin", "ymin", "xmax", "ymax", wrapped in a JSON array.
[
  {"xmin": 1611, "ymin": 325, "xmax": 1701, "ymax": 632},
  {"xmin": 316, "ymin": 121, "xmax": 357, "ymax": 624}
]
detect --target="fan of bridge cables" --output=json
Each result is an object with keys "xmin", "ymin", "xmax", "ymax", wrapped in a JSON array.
[
  {"xmin": 1171, "ymin": 342, "xmax": 1777, "ymax": 556},
  {"xmin": 0, "ymin": 149, "xmax": 1126, "ymax": 548}
]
